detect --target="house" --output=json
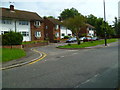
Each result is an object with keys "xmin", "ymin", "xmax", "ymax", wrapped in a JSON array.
[
  {"xmin": 79, "ymin": 24, "xmax": 96, "ymax": 37},
  {"xmin": 0, "ymin": 5, "xmax": 44, "ymax": 41},
  {"xmin": 118, "ymin": 1, "xmax": 120, "ymax": 19},
  {"xmin": 44, "ymin": 17, "xmax": 61, "ymax": 42},
  {"xmin": 60, "ymin": 26, "xmax": 72, "ymax": 39}
]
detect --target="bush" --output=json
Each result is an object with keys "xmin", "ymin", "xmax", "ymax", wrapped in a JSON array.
[
  {"xmin": 64, "ymin": 36, "xmax": 71, "ymax": 39},
  {"xmin": 2, "ymin": 31, "xmax": 23, "ymax": 45}
]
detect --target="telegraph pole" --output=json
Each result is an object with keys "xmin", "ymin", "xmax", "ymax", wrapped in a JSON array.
[{"xmin": 103, "ymin": 0, "xmax": 107, "ymax": 46}]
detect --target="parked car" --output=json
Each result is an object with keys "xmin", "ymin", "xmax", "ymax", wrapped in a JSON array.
[
  {"xmin": 66, "ymin": 37, "xmax": 77, "ymax": 43},
  {"xmin": 83, "ymin": 37, "xmax": 92, "ymax": 42},
  {"xmin": 80, "ymin": 37, "xmax": 86, "ymax": 41},
  {"xmin": 91, "ymin": 37, "xmax": 99, "ymax": 41}
]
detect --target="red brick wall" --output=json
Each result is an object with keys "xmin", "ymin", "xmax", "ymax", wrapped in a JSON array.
[
  {"xmin": 2, "ymin": 42, "xmax": 48, "ymax": 49},
  {"xmin": 2, "ymin": 45, "xmax": 22, "ymax": 49},
  {"xmin": 22, "ymin": 42, "xmax": 48, "ymax": 48},
  {"xmin": 30, "ymin": 21, "xmax": 44, "ymax": 41},
  {"xmin": 44, "ymin": 19, "xmax": 60, "ymax": 42}
]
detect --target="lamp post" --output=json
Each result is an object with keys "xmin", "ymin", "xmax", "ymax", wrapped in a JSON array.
[{"xmin": 103, "ymin": 0, "xmax": 107, "ymax": 46}]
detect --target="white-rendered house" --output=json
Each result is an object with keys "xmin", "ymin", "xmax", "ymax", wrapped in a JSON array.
[
  {"xmin": 118, "ymin": 1, "xmax": 120, "ymax": 19},
  {"xmin": 0, "ymin": 5, "xmax": 44, "ymax": 41},
  {"xmin": 0, "ymin": 19, "xmax": 31, "ymax": 41},
  {"xmin": 60, "ymin": 26, "xmax": 72, "ymax": 39}
]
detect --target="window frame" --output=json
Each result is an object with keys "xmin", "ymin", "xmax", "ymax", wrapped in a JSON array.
[
  {"xmin": 2, "ymin": 19, "xmax": 12, "ymax": 24},
  {"xmin": 19, "ymin": 21, "xmax": 29, "ymax": 25}
]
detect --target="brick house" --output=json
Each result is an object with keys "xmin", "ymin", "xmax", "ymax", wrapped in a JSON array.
[
  {"xmin": 79, "ymin": 24, "xmax": 96, "ymax": 37},
  {"xmin": 0, "ymin": 5, "xmax": 44, "ymax": 41},
  {"xmin": 44, "ymin": 17, "xmax": 61, "ymax": 42}
]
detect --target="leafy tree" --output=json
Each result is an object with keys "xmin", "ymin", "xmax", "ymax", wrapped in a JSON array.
[
  {"xmin": 63, "ymin": 15, "xmax": 86, "ymax": 45},
  {"xmin": 2, "ymin": 31, "xmax": 23, "ymax": 45},
  {"xmin": 86, "ymin": 14, "xmax": 115, "ymax": 38},
  {"xmin": 86, "ymin": 14, "xmax": 97, "ymax": 26},
  {"xmin": 59, "ymin": 8, "xmax": 81, "ymax": 20},
  {"xmin": 113, "ymin": 17, "xmax": 120, "ymax": 37},
  {"xmin": 47, "ymin": 16, "xmax": 55, "ymax": 18}
]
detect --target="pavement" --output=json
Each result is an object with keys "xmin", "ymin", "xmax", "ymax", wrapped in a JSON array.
[{"xmin": 1, "ymin": 41, "xmax": 118, "ymax": 70}]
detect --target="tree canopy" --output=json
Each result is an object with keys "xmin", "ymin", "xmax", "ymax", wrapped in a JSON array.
[
  {"xmin": 86, "ymin": 14, "xmax": 115, "ymax": 38},
  {"xmin": 63, "ymin": 15, "xmax": 86, "ymax": 45},
  {"xmin": 59, "ymin": 7, "xmax": 81, "ymax": 20}
]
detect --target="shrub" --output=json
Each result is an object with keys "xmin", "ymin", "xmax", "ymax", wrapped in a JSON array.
[
  {"xmin": 2, "ymin": 31, "xmax": 23, "ymax": 45},
  {"xmin": 64, "ymin": 36, "xmax": 70, "ymax": 39}
]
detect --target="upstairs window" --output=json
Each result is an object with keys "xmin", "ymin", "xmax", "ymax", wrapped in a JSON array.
[
  {"xmin": 19, "ymin": 21, "xmax": 28, "ymax": 25},
  {"xmin": 34, "ymin": 21, "xmax": 41, "ymax": 27},
  {"xmin": 2, "ymin": 20, "xmax": 12, "ymax": 24},
  {"xmin": 55, "ymin": 25, "xmax": 59, "ymax": 30}
]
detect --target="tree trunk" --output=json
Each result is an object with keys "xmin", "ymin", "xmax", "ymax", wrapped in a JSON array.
[{"xmin": 76, "ymin": 36, "xmax": 80, "ymax": 45}]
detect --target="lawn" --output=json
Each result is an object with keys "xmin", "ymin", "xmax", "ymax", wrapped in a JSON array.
[
  {"xmin": 58, "ymin": 38, "xmax": 118, "ymax": 48},
  {"xmin": 2, "ymin": 48, "xmax": 26, "ymax": 62}
]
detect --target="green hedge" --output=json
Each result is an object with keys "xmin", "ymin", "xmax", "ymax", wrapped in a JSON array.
[{"xmin": 2, "ymin": 31, "xmax": 23, "ymax": 45}]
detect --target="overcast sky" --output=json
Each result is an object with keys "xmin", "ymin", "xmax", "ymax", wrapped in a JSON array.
[{"xmin": 1, "ymin": 0, "xmax": 120, "ymax": 25}]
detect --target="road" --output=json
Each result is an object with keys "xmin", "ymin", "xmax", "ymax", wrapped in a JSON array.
[{"xmin": 2, "ymin": 42, "xmax": 118, "ymax": 88}]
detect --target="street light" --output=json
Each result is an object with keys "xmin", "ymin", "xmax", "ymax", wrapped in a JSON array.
[{"xmin": 103, "ymin": 0, "xmax": 107, "ymax": 46}]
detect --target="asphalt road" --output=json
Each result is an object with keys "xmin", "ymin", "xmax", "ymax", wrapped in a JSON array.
[{"xmin": 2, "ymin": 42, "xmax": 118, "ymax": 88}]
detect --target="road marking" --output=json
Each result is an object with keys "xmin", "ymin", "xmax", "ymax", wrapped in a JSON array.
[
  {"xmin": 28, "ymin": 49, "xmax": 47, "ymax": 65},
  {"xmin": 1, "ymin": 49, "xmax": 47, "ymax": 70},
  {"xmin": 72, "ymin": 53, "xmax": 78, "ymax": 55}
]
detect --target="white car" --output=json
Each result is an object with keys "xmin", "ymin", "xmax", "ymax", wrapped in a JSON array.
[{"xmin": 80, "ymin": 37, "xmax": 86, "ymax": 41}]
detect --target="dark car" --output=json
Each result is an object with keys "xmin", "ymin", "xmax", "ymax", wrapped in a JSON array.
[
  {"xmin": 83, "ymin": 37, "xmax": 92, "ymax": 42},
  {"xmin": 66, "ymin": 37, "xmax": 77, "ymax": 43}
]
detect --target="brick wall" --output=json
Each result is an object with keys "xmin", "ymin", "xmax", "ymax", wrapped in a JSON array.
[
  {"xmin": 2, "ymin": 42, "xmax": 49, "ymax": 49},
  {"xmin": 22, "ymin": 42, "xmax": 48, "ymax": 48},
  {"xmin": 2, "ymin": 45, "xmax": 22, "ymax": 49},
  {"xmin": 30, "ymin": 21, "xmax": 45, "ymax": 41}
]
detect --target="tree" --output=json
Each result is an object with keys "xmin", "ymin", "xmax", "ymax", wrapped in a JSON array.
[
  {"xmin": 63, "ymin": 15, "xmax": 86, "ymax": 45},
  {"xmin": 47, "ymin": 16, "xmax": 55, "ymax": 18},
  {"xmin": 59, "ymin": 7, "xmax": 80, "ymax": 20},
  {"xmin": 86, "ymin": 14, "xmax": 115, "ymax": 38},
  {"xmin": 113, "ymin": 17, "xmax": 120, "ymax": 37}
]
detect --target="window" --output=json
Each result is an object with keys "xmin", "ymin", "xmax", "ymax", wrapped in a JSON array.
[
  {"xmin": 34, "ymin": 21, "xmax": 41, "ymax": 27},
  {"xmin": 68, "ymin": 34, "xmax": 71, "ymax": 36},
  {"xmin": 55, "ymin": 25, "xmax": 59, "ymax": 30},
  {"xmin": 21, "ymin": 32, "xmax": 29, "ymax": 36},
  {"xmin": 62, "ymin": 33, "xmax": 65, "ymax": 36},
  {"xmin": 2, "ymin": 20, "xmax": 12, "ymax": 24},
  {"xmin": 1, "ymin": 31, "xmax": 9, "ymax": 35},
  {"xmin": 46, "ymin": 26, "xmax": 48, "ymax": 29},
  {"xmin": 19, "ymin": 21, "xmax": 28, "ymax": 25},
  {"xmin": 35, "ymin": 31, "xmax": 41, "ymax": 37},
  {"xmin": 55, "ymin": 32, "xmax": 59, "ymax": 37}
]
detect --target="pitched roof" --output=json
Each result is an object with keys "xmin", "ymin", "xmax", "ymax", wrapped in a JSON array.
[
  {"xmin": 86, "ymin": 23, "xmax": 95, "ymax": 28},
  {"xmin": 46, "ymin": 18, "xmax": 62, "ymax": 25},
  {"xmin": 0, "ymin": 7, "xmax": 43, "ymax": 21}
]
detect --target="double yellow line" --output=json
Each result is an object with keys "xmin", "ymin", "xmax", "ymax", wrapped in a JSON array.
[
  {"xmin": 0, "ymin": 49, "xmax": 47, "ymax": 70},
  {"xmin": 29, "ymin": 49, "xmax": 47, "ymax": 65}
]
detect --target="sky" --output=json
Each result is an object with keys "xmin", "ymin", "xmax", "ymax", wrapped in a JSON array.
[{"xmin": 1, "ymin": 0, "xmax": 120, "ymax": 25}]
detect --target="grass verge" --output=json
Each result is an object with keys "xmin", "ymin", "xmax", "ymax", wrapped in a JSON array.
[
  {"xmin": 58, "ymin": 39, "xmax": 118, "ymax": 48},
  {"xmin": 2, "ymin": 48, "xmax": 26, "ymax": 62},
  {"xmin": 22, "ymin": 40, "xmax": 48, "ymax": 45}
]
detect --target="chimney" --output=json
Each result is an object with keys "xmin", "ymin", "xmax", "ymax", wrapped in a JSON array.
[{"xmin": 10, "ymin": 5, "xmax": 14, "ymax": 11}]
